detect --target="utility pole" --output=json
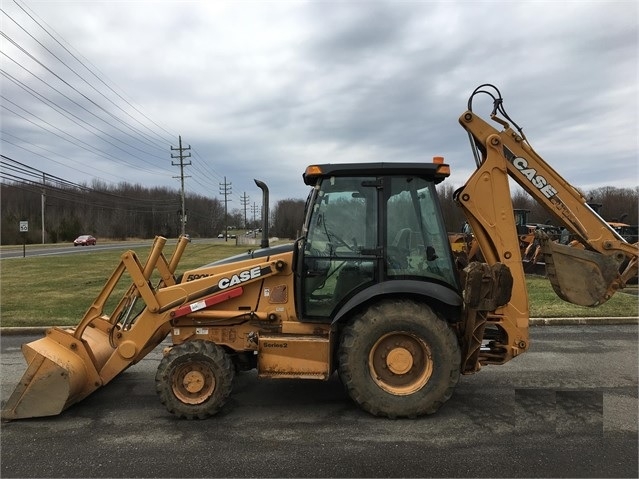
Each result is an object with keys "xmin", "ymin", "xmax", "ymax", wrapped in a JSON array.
[
  {"xmin": 219, "ymin": 177, "xmax": 232, "ymax": 241},
  {"xmin": 251, "ymin": 202, "xmax": 260, "ymax": 230},
  {"xmin": 240, "ymin": 192, "xmax": 250, "ymax": 229},
  {"xmin": 171, "ymin": 135, "xmax": 191, "ymax": 236},
  {"xmin": 41, "ymin": 173, "xmax": 46, "ymax": 244}
]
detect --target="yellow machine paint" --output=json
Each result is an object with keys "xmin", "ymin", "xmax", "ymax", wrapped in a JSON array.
[
  {"xmin": 2, "ymin": 236, "xmax": 187, "ymax": 420},
  {"xmin": 3, "ymin": 85, "xmax": 637, "ymax": 421}
]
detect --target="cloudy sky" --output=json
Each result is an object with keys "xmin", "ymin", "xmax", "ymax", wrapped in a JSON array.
[{"xmin": 1, "ymin": 0, "xmax": 637, "ymax": 210}]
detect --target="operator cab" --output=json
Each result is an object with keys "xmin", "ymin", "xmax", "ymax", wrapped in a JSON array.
[{"xmin": 296, "ymin": 160, "xmax": 461, "ymax": 322}]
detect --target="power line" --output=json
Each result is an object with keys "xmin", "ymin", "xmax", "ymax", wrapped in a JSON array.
[
  {"xmin": 0, "ymin": 28, "xmax": 168, "ymax": 154},
  {"xmin": 11, "ymin": 0, "xmax": 176, "ymax": 145},
  {"xmin": 0, "ymin": 100, "xmax": 169, "ymax": 176},
  {"xmin": 0, "ymin": 51, "xmax": 168, "ymax": 159},
  {"xmin": 1, "ymin": 130, "xmax": 142, "ymax": 184},
  {"xmin": 1, "ymin": 4, "xmax": 169, "ymax": 151},
  {"xmin": 0, "ymin": 155, "xmax": 179, "ymax": 205},
  {"xmin": 0, "ymin": 2, "xmax": 240, "ymax": 204}
]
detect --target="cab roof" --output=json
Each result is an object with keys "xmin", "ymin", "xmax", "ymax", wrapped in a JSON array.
[{"xmin": 302, "ymin": 161, "xmax": 450, "ymax": 187}]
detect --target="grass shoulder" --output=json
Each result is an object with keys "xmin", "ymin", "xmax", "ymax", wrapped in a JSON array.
[
  {"xmin": 0, "ymin": 244, "xmax": 636, "ymax": 327},
  {"xmin": 526, "ymin": 275, "xmax": 637, "ymax": 318}
]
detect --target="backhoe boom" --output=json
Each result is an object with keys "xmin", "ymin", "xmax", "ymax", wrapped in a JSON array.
[{"xmin": 457, "ymin": 100, "xmax": 637, "ymax": 307}]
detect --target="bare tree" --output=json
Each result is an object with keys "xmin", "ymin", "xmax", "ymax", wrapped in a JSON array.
[{"xmin": 271, "ymin": 199, "xmax": 306, "ymax": 239}]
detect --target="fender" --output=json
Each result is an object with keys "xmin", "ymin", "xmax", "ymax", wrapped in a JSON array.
[{"xmin": 330, "ymin": 279, "xmax": 462, "ymax": 325}]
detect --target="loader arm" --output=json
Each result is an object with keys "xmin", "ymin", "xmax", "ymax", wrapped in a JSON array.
[{"xmin": 1, "ymin": 237, "xmax": 286, "ymax": 420}]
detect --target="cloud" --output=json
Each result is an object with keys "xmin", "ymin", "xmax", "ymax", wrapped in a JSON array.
[{"xmin": 1, "ymin": 0, "xmax": 637, "ymax": 211}]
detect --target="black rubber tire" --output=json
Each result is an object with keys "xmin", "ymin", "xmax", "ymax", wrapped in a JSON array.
[
  {"xmin": 337, "ymin": 300, "xmax": 460, "ymax": 418},
  {"xmin": 155, "ymin": 340, "xmax": 234, "ymax": 419}
]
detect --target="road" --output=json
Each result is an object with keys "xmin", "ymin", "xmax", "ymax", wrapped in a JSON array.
[
  {"xmin": 0, "ymin": 237, "xmax": 232, "ymax": 259},
  {"xmin": 1, "ymin": 325, "xmax": 637, "ymax": 478},
  {"xmin": 0, "ymin": 241, "xmax": 153, "ymax": 259}
]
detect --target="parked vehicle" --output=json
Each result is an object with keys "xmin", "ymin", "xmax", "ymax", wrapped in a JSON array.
[{"xmin": 73, "ymin": 235, "xmax": 96, "ymax": 246}]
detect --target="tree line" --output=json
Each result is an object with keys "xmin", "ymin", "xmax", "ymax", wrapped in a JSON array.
[
  {"xmin": 1, "ymin": 179, "xmax": 636, "ymax": 246},
  {"xmin": 437, "ymin": 183, "xmax": 638, "ymax": 235}
]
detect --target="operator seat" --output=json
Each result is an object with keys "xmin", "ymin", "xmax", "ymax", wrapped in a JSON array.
[{"xmin": 388, "ymin": 228, "xmax": 412, "ymax": 270}]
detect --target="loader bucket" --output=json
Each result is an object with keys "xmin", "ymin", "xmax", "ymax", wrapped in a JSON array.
[
  {"xmin": 1, "ymin": 325, "xmax": 114, "ymax": 420},
  {"xmin": 2, "ymin": 236, "xmax": 190, "ymax": 421},
  {"xmin": 538, "ymin": 235, "xmax": 622, "ymax": 307}
]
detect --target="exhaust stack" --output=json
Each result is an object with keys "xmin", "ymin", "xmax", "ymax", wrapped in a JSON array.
[{"xmin": 254, "ymin": 179, "xmax": 269, "ymax": 249}]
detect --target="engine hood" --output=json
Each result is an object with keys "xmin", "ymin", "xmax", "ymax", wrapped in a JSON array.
[{"xmin": 200, "ymin": 243, "xmax": 295, "ymax": 269}]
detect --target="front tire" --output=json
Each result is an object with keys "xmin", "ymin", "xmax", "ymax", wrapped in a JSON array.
[
  {"xmin": 155, "ymin": 340, "xmax": 234, "ymax": 419},
  {"xmin": 338, "ymin": 300, "xmax": 460, "ymax": 418}
]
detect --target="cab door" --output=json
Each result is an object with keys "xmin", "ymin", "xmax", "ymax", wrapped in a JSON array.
[{"xmin": 298, "ymin": 176, "xmax": 379, "ymax": 321}]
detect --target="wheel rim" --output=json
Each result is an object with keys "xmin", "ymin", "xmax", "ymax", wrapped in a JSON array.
[
  {"xmin": 172, "ymin": 361, "xmax": 216, "ymax": 405},
  {"xmin": 368, "ymin": 332, "xmax": 433, "ymax": 395}
]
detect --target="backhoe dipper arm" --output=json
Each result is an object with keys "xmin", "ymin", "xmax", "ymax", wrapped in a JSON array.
[
  {"xmin": 457, "ymin": 93, "xmax": 637, "ymax": 307},
  {"xmin": 452, "ymin": 90, "xmax": 637, "ymax": 371},
  {"xmin": 454, "ymin": 115, "xmax": 532, "ymax": 369}
]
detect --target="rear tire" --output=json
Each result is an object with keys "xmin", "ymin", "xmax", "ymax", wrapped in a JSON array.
[
  {"xmin": 338, "ymin": 300, "xmax": 460, "ymax": 418},
  {"xmin": 155, "ymin": 340, "xmax": 234, "ymax": 419}
]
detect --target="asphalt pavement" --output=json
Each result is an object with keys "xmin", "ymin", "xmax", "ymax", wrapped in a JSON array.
[{"xmin": 2, "ymin": 324, "xmax": 637, "ymax": 478}]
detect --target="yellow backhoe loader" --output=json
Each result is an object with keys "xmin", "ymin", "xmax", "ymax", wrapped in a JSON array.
[{"xmin": 3, "ymin": 84, "xmax": 637, "ymax": 420}]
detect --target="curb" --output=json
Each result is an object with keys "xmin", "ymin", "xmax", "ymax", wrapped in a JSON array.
[
  {"xmin": 528, "ymin": 317, "xmax": 638, "ymax": 326},
  {"xmin": 1, "ymin": 317, "xmax": 637, "ymax": 336},
  {"xmin": 1, "ymin": 327, "xmax": 53, "ymax": 336}
]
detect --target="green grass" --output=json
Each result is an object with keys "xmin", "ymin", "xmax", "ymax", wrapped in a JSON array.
[
  {"xmin": 0, "ymin": 242, "xmax": 251, "ymax": 327},
  {"xmin": 526, "ymin": 275, "xmax": 637, "ymax": 318},
  {"xmin": 0, "ymin": 243, "xmax": 636, "ymax": 327}
]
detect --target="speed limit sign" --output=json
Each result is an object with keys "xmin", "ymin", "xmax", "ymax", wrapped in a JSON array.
[{"xmin": 19, "ymin": 221, "xmax": 28, "ymax": 232}]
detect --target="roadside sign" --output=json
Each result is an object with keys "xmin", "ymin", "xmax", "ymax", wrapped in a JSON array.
[{"xmin": 19, "ymin": 221, "xmax": 28, "ymax": 232}]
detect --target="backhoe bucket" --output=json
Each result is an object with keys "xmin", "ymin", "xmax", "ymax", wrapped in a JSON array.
[
  {"xmin": 539, "ymin": 236, "xmax": 622, "ymax": 307},
  {"xmin": 1, "ymin": 325, "xmax": 114, "ymax": 420}
]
